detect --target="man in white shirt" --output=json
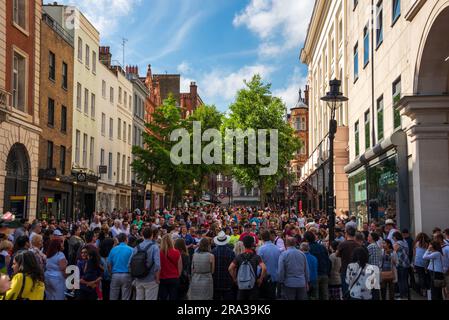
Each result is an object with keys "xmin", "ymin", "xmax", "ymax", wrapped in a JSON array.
[
  {"xmin": 385, "ymin": 219, "xmax": 398, "ymax": 242},
  {"xmin": 90, "ymin": 215, "xmax": 102, "ymax": 231},
  {"xmin": 110, "ymin": 219, "xmax": 124, "ymax": 238}
]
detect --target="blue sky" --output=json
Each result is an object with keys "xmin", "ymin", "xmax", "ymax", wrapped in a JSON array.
[{"xmin": 55, "ymin": 0, "xmax": 314, "ymax": 111}]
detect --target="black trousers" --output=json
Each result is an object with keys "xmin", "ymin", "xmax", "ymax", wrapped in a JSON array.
[
  {"xmin": 259, "ymin": 279, "xmax": 277, "ymax": 300},
  {"xmin": 214, "ymin": 288, "xmax": 237, "ymax": 300},
  {"xmin": 237, "ymin": 287, "xmax": 259, "ymax": 300},
  {"xmin": 101, "ymin": 280, "xmax": 111, "ymax": 301},
  {"xmin": 158, "ymin": 278, "xmax": 180, "ymax": 300},
  {"xmin": 78, "ymin": 288, "xmax": 98, "ymax": 300}
]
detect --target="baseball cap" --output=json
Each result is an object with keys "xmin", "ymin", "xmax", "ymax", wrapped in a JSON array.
[{"xmin": 53, "ymin": 229, "xmax": 63, "ymax": 236}]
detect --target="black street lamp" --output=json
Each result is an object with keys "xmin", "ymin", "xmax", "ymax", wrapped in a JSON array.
[{"xmin": 320, "ymin": 79, "xmax": 348, "ymax": 243}]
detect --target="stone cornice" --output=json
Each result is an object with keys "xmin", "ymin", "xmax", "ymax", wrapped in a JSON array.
[
  {"xmin": 300, "ymin": 0, "xmax": 331, "ymax": 65},
  {"xmin": 397, "ymin": 95, "xmax": 449, "ymax": 120},
  {"xmin": 405, "ymin": 0, "xmax": 427, "ymax": 21}
]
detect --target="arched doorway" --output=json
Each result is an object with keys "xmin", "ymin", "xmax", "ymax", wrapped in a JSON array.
[
  {"xmin": 3, "ymin": 144, "xmax": 30, "ymax": 219},
  {"xmin": 400, "ymin": 3, "xmax": 449, "ymax": 234},
  {"xmin": 416, "ymin": 5, "xmax": 449, "ymax": 95}
]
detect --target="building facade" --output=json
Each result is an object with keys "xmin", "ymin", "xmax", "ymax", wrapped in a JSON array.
[
  {"xmin": 126, "ymin": 65, "xmax": 147, "ymax": 211},
  {"xmin": 300, "ymin": 0, "xmax": 350, "ymax": 216},
  {"xmin": 37, "ymin": 12, "xmax": 74, "ymax": 221},
  {"xmin": 288, "ymin": 88, "xmax": 309, "ymax": 212},
  {"xmin": 43, "ymin": 5, "xmax": 100, "ymax": 220},
  {"xmin": 97, "ymin": 47, "xmax": 133, "ymax": 211},
  {"xmin": 0, "ymin": 0, "xmax": 42, "ymax": 220},
  {"xmin": 344, "ymin": 0, "xmax": 449, "ymax": 234}
]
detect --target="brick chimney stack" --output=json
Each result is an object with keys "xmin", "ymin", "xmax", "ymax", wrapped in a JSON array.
[
  {"xmin": 190, "ymin": 81, "xmax": 197, "ymax": 98},
  {"xmin": 99, "ymin": 46, "xmax": 111, "ymax": 68},
  {"xmin": 304, "ymin": 85, "xmax": 309, "ymax": 106}
]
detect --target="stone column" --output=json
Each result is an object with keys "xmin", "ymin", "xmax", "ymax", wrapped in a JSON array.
[{"xmin": 399, "ymin": 96, "xmax": 449, "ymax": 234}]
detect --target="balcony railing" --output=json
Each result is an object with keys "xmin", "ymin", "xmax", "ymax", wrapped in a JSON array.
[
  {"xmin": 42, "ymin": 14, "xmax": 74, "ymax": 47},
  {"xmin": 0, "ymin": 88, "xmax": 12, "ymax": 122}
]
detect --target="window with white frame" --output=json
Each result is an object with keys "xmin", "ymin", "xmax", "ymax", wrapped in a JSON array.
[
  {"xmin": 109, "ymin": 118, "xmax": 113, "ymax": 140},
  {"xmin": 84, "ymin": 88, "xmax": 89, "ymax": 115},
  {"xmin": 102, "ymin": 80, "xmax": 106, "ymax": 98},
  {"xmin": 89, "ymin": 137, "xmax": 94, "ymax": 169},
  {"xmin": 82, "ymin": 133, "xmax": 88, "ymax": 166},
  {"xmin": 123, "ymin": 121, "xmax": 127, "ymax": 143},
  {"xmin": 12, "ymin": 51, "xmax": 26, "ymax": 112},
  {"xmin": 77, "ymin": 37, "xmax": 82, "ymax": 61},
  {"xmin": 76, "ymin": 83, "xmax": 81, "ymax": 110},
  {"xmin": 91, "ymin": 93, "xmax": 95, "ymax": 118},
  {"xmin": 85, "ymin": 44, "xmax": 90, "ymax": 69},
  {"xmin": 13, "ymin": 0, "xmax": 27, "ymax": 30},
  {"xmin": 75, "ymin": 130, "xmax": 80, "ymax": 164},
  {"xmin": 92, "ymin": 51, "xmax": 96, "ymax": 74},
  {"xmin": 101, "ymin": 113, "xmax": 106, "ymax": 136}
]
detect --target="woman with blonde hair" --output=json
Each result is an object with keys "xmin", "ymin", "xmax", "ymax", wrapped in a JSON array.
[
  {"xmin": 233, "ymin": 241, "xmax": 245, "ymax": 256},
  {"xmin": 158, "ymin": 234, "xmax": 182, "ymax": 300},
  {"xmin": 29, "ymin": 234, "xmax": 46, "ymax": 272}
]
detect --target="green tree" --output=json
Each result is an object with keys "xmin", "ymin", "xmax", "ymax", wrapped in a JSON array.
[
  {"xmin": 132, "ymin": 94, "xmax": 193, "ymax": 211},
  {"xmin": 223, "ymin": 75, "xmax": 301, "ymax": 207},
  {"xmin": 184, "ymin": 104, "xmax": 224, "ymax": 199}
]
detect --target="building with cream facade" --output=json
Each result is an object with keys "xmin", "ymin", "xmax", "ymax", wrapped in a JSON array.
[
  {"xmin": 300, "ymin": 0, "xmax": 350, "ymax": 216},
  {"xmin": 43, "ymin": 4, "xmax": 100, "ymax": 220},
  {"xmin": 302, "ymin": 0, "xmax": 449, "ymax": 234},
  {"xmin": 97, "ymin": 47, "xmax": 133, "ymax": 212},
  {"xmin": 344, "ymin": 0, "xmax": 449, "ymax": 234}
]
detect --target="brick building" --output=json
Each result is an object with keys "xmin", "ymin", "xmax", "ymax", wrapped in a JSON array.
[
  {"xmin": 37, "ymin": 13, "xmax": 74, "ymax": 220},
  {"xmin": 288, "ymin": 87, "xmax": 309, "ymax": 212},
  {"xmin": 0, "ymin": 0, "xmax": 42, "ymax": 220}
]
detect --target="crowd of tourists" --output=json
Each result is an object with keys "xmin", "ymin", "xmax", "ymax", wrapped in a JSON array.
[{"xmin": 0, "ymin": 206, "xmax": 448, "ymax": 301}]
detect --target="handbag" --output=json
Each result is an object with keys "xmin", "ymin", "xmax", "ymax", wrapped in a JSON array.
[{"xmin": 380, "ymin": 253, "xmax": 394, "ymax": 282}]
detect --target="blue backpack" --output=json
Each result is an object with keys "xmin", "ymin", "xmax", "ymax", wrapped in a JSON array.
[{"xmin": 237, "ymin": 254, "xmax": 256, "ymax": 290}]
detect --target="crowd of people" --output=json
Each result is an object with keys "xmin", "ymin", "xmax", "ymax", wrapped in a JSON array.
[{"xmin": 0, "ymin": 206, "xmax": 448, "ymax": 301}]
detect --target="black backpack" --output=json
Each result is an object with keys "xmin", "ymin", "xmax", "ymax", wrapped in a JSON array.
[{"xmin": 130, "ymin": 242, "xmax": 154, "ymax": 279}]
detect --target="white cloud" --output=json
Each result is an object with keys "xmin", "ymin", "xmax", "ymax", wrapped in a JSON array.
[
  {"xmin": 56, "ymin": 0, "xmax": 142, "ymax": 37},
  {"xmin": 177, "ymin": 62, "xmax": 192, "ymax": 74},
  {"xmin": 180, "ymin": 77, "xmax": 196, "ymax": 93},
  {"xmin": 233, "ymin": 0, "xmax": 314, "ymax": 57},
  {"xmin": 273, "ymin": 67, "xmax": 307, "ymax": 107},
  {"xmin": 198, "ymin": 65, "xmax": 275, "ymax": 110}
]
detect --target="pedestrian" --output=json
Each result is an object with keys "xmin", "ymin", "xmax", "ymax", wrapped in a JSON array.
[
  {"xmin": 255, "ymin": 231, "xmax": 278, "ymax": 300},
  {"xmin": 189, "ymin": 238, "xmax": 214, "ymax": 300},
  {"xmin": 228, "ymin": 235, "xmax": 267, "ymax": 300},
  {"xmin": 44, "ymin": 238, "xmax": 68, "ymax": 300},
  {"xmin": 413, "ymin": 232, "xmax": 431, "ymax": 297},
  {"xmin": 0, "ymin": 239, "xmax": 13, "ymax": 275},
  {"xmin": 385, "ymin": 219, "xmax": 398, "ymax": 242},
  {"xmin": 78, "ymin": 247, "xmax": 102, "ymax": 300},
  {"xmin": 367, "ymin": 232, "xmax": 383, "ymax": 269},
  {"xmin": 108, "ymin": 233, "xmax": 133, "ymax": 300},
  {"xmin": 300, "ymin": 242, "xmax": 318, "ymax": 300},
  {"xmin": 212, "ymin": 231, "xmax": 235, "ymax": 300},
  {"xmin": 423, "ymin": 241, "xmax": 445, "ymax": 300},
  {"xmin": 130, "ymin": 227, "xmax": 160, "ymax": 300},
  {"xmin": 239, "ymin": 224, "xmax": 259, "ymax": 245},
  {"xmin": 336, "ymin": 226, "xmax": 360, "ymax": 295},
  {"xmin": 68, "ymin": 225, "xmax": 84, "ymax": 265},
  {"xmin": 158, "ymin": 234, "xmax": 182, "ymax": 300},
  {"xmin": 304, "ymin": 231, "xmax": 330, "ymax": 300},
  {"xmin": 392, "ymin": 231, "xmax": 410, "ymax": 300},
  {"xmin": 278, "ymin": 237, "xmax": 309, "ymax": 300},
  {"xmin": 8, "ymin": 235, "xmax": 30, "ymax": 277},
  {"xmin": 99, "ymin": 238, "xmax": 114, "ymax": 300},
  {"xmin": 380, "ymin": 239, "xmax": 397, "ymax": 300},
  {"xmin": 328, "ymin": 241, "xmax": 342, "ymax": 300},
  {"xmin": 1, "ymin": 250, "xmax": 45, "ymax": 300},
  {"xmin": 175, "ymin": 238, "xmax": 190, "ymax": 300},
  {"xmin": 345, "ymin": 247, "xmax": 380, "ymax": 300}
]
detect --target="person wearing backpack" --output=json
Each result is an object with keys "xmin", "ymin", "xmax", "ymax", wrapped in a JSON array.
[
  {"xmin": 129, "ymin": 227, "xmax": 160, "ymax": 300},
  {"xmin": 228, "ymin": 235, "xmax": 266, "ymax": 300}
]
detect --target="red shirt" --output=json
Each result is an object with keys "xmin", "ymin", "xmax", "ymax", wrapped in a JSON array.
[
  {"xmin": 239, "ymin": 232, "xmax": 259, "ymax": 245},
  {"xmin": 159, "ymin": 248, "xmax": 181, "ymax": 279}
]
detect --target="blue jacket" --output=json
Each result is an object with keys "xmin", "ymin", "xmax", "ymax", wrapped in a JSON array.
[
  {"xmin": 309, "ymin": 241, "xmax": 331, "ymax": 276},
  {"xmin": 304, "ymin": 252, "xmax": 318, "ymax": 283}
]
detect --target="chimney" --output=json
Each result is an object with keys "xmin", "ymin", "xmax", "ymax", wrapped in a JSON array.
[
  {"xmin": 304, "ymin": 85, "xmax": 309, "ymax": 106},
  {"xmin": 190, "ymin": 81, "xmax": 197, "ymax": 97},
  {"xmin": 99, "ymin": 46, "xmax": 111, "ymax": 68}
]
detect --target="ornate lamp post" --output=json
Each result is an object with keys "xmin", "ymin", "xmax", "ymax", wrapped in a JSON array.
[{"xmin": 320, "ymin": 79, "xmax": 348, "ymax": 242}]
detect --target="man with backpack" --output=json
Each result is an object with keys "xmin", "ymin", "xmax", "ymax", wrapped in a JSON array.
[
  {"xmin": 129, "ymin": 227, "xmax": 160, "ymax": 300},
  {"xmin": 228, "ymin": 235, "xmax": 267, "ymax": 300}
]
